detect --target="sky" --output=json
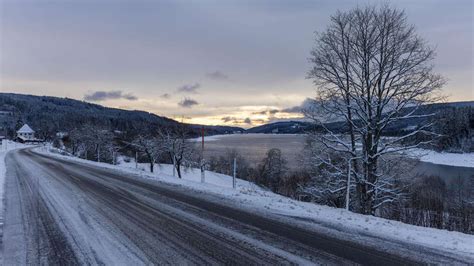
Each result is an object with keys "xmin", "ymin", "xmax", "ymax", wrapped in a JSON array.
[{"xmin": 1, "ymin": 0, "xmax": 473, "ymax": 127}]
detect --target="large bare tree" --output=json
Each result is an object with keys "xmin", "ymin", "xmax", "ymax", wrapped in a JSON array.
[{"xmin": 307, "ymin": 5, "xmax": 445, "ymax": 214}]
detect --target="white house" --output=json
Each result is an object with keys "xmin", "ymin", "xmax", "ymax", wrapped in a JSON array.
[{"xmin": 17, "ymin": 124, "xmax": 35, "ymax": 142}]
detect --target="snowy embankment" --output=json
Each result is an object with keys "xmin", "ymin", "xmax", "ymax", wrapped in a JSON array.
[
  {"xmin": 408, "ymin": 148, "xmax": 474, "ymax": 168},
  {"xmin": 0, "ymin": 141, "xmax": 28, "ymax": 263},
  {"xmin": 35, "ymin": 147, "xmax": 474, "ymax": 260},
  {"xmin": 0, "ymin": 141, "xmax": 28, "ymax": 221}
]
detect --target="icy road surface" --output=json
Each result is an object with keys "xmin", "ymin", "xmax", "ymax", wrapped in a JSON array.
[{"xmin": 1, "ymin": 148, "xmax": 464, "ymax": 265}]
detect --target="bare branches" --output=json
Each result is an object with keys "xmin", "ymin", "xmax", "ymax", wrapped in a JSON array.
[{"xmin": 306, "ymin": 5, "xmax": 444, "ymax": 214}]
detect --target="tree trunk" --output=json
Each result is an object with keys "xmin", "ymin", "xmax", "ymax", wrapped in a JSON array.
[{"xmin": 176, "ymin": 162, "xmax": 182, "ymax": 179}]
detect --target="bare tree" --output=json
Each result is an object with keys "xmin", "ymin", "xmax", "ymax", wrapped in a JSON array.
[
  {"xmin": 257, "ymin": 148, "xmax": 288, "ymax": 192},
  {"xmin": 132, "ymin": 134, "xmax": 162, "ymax": 173},
  {"xmin": 307, "ymin": 5, "xmax": 445, "ymax": 214},
  {"xmin": 159, "ymin": 125, "xmax": 196, "ymax": 178}
]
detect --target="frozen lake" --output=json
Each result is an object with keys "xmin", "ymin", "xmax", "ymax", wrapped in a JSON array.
[
  {"xmin": 201, "ymin": 134, "xmax": 307, "ymax": 168},
  {"xmin": 200, "ymin": 134, "xmax": 474, "ymax": 182}
]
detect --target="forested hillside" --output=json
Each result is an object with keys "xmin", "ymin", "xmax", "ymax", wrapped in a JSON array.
[{"xmin": 0, "ymin": 93, "xmax": 242, "ymax": 139}]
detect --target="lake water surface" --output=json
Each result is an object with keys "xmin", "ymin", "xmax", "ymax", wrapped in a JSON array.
[{"xmin": 201, "ymin": 134, "xmax": 474, "ymax": 182}]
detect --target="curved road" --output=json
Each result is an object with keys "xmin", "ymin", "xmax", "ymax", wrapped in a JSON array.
[{"xmin": 1, "ymin": 149, "xmax": 467, "ymax": 265}]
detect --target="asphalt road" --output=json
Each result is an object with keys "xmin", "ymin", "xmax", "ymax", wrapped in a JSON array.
[{"xmin": 1, "ymin": 149, "xmax": 467, "ymax": 265}]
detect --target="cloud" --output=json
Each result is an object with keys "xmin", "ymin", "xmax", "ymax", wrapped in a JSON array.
[
  {"xmin": 221, "ymin": 116, "xmax": 254, "ymax": 125},
  {"xmin": 268, "ymin": 109, "xmax": 279, "ymax": 115},
  {"xmin": 177, "ymin": 83, "xmax": 200, "ymax": 94},
  {"xmin": 282, "ymin": 98, "xmax": 316, "ymax": 114},
  {"xmin": 160, "ymin": 93, "xmax": 171, "ymax": 99},
  {"xmin": 84, "ymin": 90, "xmax": 137, "ymax": 101},
  {"xmin": 221, "ymin": 116, "xmax": 237, "ymax": 123},
  {"xmin": 206, "ymin": 71, "xmax": 229, "ymax": 80},
  {"xmin": 252, "ymin": 109, "xmax": 280, "ymax": 115},
  {"xmin": 178, "ymin": 97, "xmax": 199, "ymax": 108}
]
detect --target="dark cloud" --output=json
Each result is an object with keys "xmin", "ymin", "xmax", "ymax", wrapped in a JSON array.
[
  {"xmin": 221, "ymin": 116, "xmax": 237, "ymax": 123},
  {"xmin": 269, "ymin": 109, "xmax": 279, "ymax": 115},
  {"xmin": 160, "ymin": 93, "xmax": 171, "ymax": 99},
  {"xmin": 178, "ymin": 97, "xmax": 199, "ymax": 108},
  {"xmin": 221, "ymin": 116, "xmax": 255, "ymax": 125},
  {"xmin": 177, "ymin": 83, "xmax": 200, "ymax": 94},
  {"xmin": 252, "ymin": 110, "xmax": 267, "ymax": 115},
  {"xmin": 282, "ymin": 98, "xmax": 316, "ymax": 114},
  {"xmin": 84, "ymin": 90, "xmax": 137, "ymax": 101},
  {"xmin": 206, "ymin": 71, "xmax": 229, "ymax": 80}
]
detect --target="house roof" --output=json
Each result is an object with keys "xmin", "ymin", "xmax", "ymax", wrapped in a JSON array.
[{"xmin": 17, "ymin": 124, "xmax": 35, "ymax": 134}]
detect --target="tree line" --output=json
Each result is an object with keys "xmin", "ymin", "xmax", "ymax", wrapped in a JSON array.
[{"xmin": 60, "ymin": 123, "xmax": 198, "ymax": 179}]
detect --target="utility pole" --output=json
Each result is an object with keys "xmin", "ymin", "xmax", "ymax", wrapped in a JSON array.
[
  {"xmin": 201, "ymin": 126, "xmax": 205, "ymax": 183},
  {"xmin": 97, "ymin": 146, "xmax": 100, "ymax": 163},
  {"xmin": 112, "ymin": 151, "xmax": 116, "ymax": 165},
  {"xmin": 233, "ymin": 157, "xmax": 237, "ymax": 189}
]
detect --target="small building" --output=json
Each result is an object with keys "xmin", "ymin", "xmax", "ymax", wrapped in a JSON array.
[{"xmin": 16, "ymin": 124, "xmax": 36, "ymax": 142}]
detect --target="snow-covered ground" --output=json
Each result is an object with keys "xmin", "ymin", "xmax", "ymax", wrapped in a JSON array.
[
  {"xmin": 0, "ymin": 141, "xmax": 29, "ymax": 263},
  {"xmin": 408, "ymin": 148, "xmax": 474, "ymax": 168},
  {"xmin": 35, "ymin": 146, "xmax": 474, "ymax": 260},
  {"xmin": 115, "ymin": 155, "xmax": 260, "ymax": 190},
  {"xmin": 190, "ymin": 134, "xmax": 229, "ymax": 142},
  {"xmin": 0, "ymin": 141, "xmax": 28, "ymax": 220}
]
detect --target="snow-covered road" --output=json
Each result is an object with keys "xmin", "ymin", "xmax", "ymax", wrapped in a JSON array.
[{"xmin": 2, "ymin": 148, "xmax": 471, "ymax": 265}]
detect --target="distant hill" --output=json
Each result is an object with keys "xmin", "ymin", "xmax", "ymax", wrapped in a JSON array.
[
  {"xmin": 246, "ymin": 101, "xmax": 474, "ymax": 135},
  {"xmin": 0, "ymin": 93, "xmax": 470, "ymax": 139},
  {"xmin": 0, "ymin": 93, "xmax": 243, "ymax": 139},
  {"xmin": 246, "ymin": 121, "xmax": 312, "ymax": 134}
]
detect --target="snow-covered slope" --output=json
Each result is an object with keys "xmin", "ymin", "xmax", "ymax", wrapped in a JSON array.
[{"xmin": 33, "ymin": 147, "xmax": 474, "ymax": 260}]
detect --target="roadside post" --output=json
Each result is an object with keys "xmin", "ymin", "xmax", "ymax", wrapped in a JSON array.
[
  {"xmin": 201, "ymin": 126, "xmax": 205, "ymax": 183},
  {"xmin": 135, "ymin": 151, "xmax": 138, "ymax": 169},
  {"xmin": 345, "ymin": 159, "xmax": 350, "ymax": 210},
  {"xmin": 233, "ymin": 157, "xmax": 237, "ymax": 189}
]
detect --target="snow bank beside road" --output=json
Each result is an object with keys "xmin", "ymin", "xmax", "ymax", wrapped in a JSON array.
[
  {"xmin": 35, "ymin": 147, "xmax": 474, "ymax": 260},
  {"xmin": 409, "ymin": 149, "xmax": 474, "ymax": 168},
  {"xmin": 0, "ymin": 141, "xmax": 28, "ymax": 218},
  {"xmin": 0, "ymin": 141, "xmax": 29, "ymax": 263}
]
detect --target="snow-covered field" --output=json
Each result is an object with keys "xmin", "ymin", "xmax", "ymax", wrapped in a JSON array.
[
  {"xmin": 409, "ymin": 148, "xmax": 474, "ymax": 168},
  {"xmin": 35, "ymin": 146, "xmax": 474, "ymax": 260}
]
